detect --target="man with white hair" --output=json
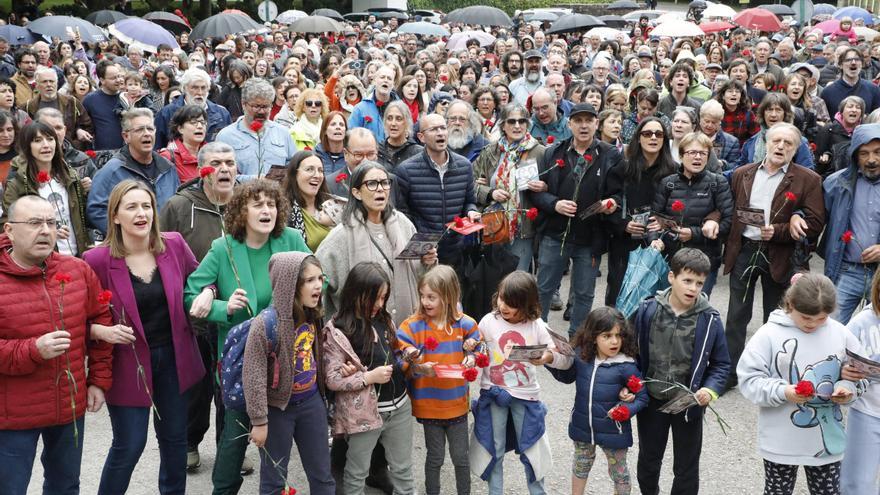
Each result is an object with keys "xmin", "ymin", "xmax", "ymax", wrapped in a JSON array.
[
  {"xmin": 510, "ymin": 50, "xmax": 546, "ymax": 105},
  {"xmin": 698, "ymin": 100, "xmax": 740, "ymax": 170},
  {"xmin": 31, "ymin": 40, "xmax": 64, "ymax": 82},
  {"xmin": 445, "ymin": 99, "xmax": 488, "ymax": 162},
  {"xmin": 583, "ymin": 54, "xmax": 618, "ymax": 89},
  {"xmin": 154, "ymin": 68, "xmax": 231, "ymax": 149},
  {"xmin": 776, "ymin": 38, "xmax": 795, "ymax": 68},
  {"xmin": 349, "ymin": 64, "xmax": 398, "ymax": 143},
  {"xmin": 25, "ymin": 67, "xmax": 93, "ymax": 149}
]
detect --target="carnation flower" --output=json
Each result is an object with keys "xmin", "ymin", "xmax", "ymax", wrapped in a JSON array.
[
  {"xmin": 85, "ymin": 150, "xmax": 97, "ymax": 158},
  {"xmin": 546, "ymin": 135, "xmax": 555, "ymax": 144},
  {"xmin": 795, "ymin": 380, "xmax": 815, "ymax": 396},
  {"xmin": 55, "ymin": 273, "xmax": 72, "ymax": 285},
  {"xmin": 424, "ymin": 336, "xmax": 439, "ymax": 351},
  {"xmin": 249, "ymin": 120, "xmax": 263, "ymax": 133},
  {"xmin": 364, "ymin": 116, "xmax": 373, "ymax": 123},
  {"xmin": 97, "ymin": 290, "xmax": 113, "ymax": 305},
  {"xmin": 335, "ymin": 173, "xmax": 349, "ymax": 184},
  {"xmin": 453, "ymin": 216, "xmax": 465, "ymax": 228},
  {"xmin": 475, "ymin": 353, "xmax": 490, "ymax": 368},
  {"xmin": 841, "ymin": 230, "xmax": 854, "ymax": 244},
  {"xmin": 37, "ymin": 171, "xmax": 51, "ymax": 184},
  {"xmin": 609, "ymin": 405, "xmax": 631, "ymax": 421},
  {"xmin": 526, "ymin": 207, "xmax": 539, "ymax": 221},
  {"xmin": 671, "ymin": 200, "xmax": 685, "ymax": 212},
  {"xmin": 462, "ymin": 367, "xmax": 478, "ymax": 382},
  {"xmin": 199, "ymin": 166, "xmax": 216, "ymax": 178},
  {"xmin": 627, "ymin": 375, "xmax": 643, "ymax": 393}
]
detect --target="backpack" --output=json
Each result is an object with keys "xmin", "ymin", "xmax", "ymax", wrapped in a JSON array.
[{"xmin": 219, "ymin": 306, "xmax": 280, "ymax": 411}]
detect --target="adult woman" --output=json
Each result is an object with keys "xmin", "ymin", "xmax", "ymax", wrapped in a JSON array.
[
  {"xmin": 290, "ymin": 88, "xmax": 328, "ymax": 151},
  {"xmin": 254, "ymin": 58, "xmax": 270, "ymax": 79},
  {"xmin": 737, "ymin": 93, "xmax": 816, "ymax": 170},
  {"xmin": 0, "ymin": 110, "xmax": 17, "ymax": 184},
  {"xmin": 782, "ymin": 73, "xmax": 819, "ymax": 142},
  {"xmin": 473, "ymin": 87, "xmax": 499, "ymax": 137},
  {"xmin": 319, "ymin": 51, "xmax": 342, "ymax": 84},
  {"xmin": 283, "ymin": 66, "xmax": 305, "ymax": 89},
  {"xmin": 325, "ymin": 72, "xmax": 365, "ymax": 119},
  {"xmin": 314, "ymin": 111, "xmax": 347, "ymax": 175},
  {"xmin": 184, "ymin": 179, "xmax": 309, "ymax": 494},
  {"xmin": 669, "ymin": 107, "xmax": 698, "ymax": 163},
  {"xmin": 815, "ymin": 95, "xmax": 865, "ymax": 177},
  {"xmin": 707, "ymin": 45, "xmax": 726, "ymax": 66},
  {"xmin": 0, "ymin": 78, "xmax": 30, "ymax": 126},
  {"xmin": 1, "ymin": 122, "xmax": 88, "ymax": 256},
  {"xmin": 283, "ymin": 151, "xmax": 340, "ymax": 252},
  {"xmin": 316, "ymin": 162, "xmax": 435, "ymax": 325},
  {"xmin": 605, "ymin": 117, "xmax": 677, "ymax": 305},
  {"xmin": 652, "ymin": 132, "xmax": 734, "ymax": 296},
  {"xmin": 158, "ymin": 105, "xmax": 207, "ymax": 182},
  {"xmin": 150, "ymin": 66, "xmax": 178, "ymax": 113},
  {"xmin": 270, "ymin": 76, "xmax": 288, "ymax": 120},
  {"xmin": 714, "ymin": 79, "xmax": 760, "ymax": 146},
  {"xmin": 84, "ymin": 180, "xmax": 204, "ymax": 495},
  {"xmin": 436, "ymin": 64, "xmax": 458, "ymax": 88},
  {"xmin": 458, "ymin": 81, "xmax": 476, "ymax": 105},
  {"xmin": 582, "ymin": 84, "xmax": 604, "ymax": 112},
  {"xmin": 621, "ymin": 89, "xmax": 669, "ymax": 144},
  {"xmin": 604, "ymin": 87, "xmax": 628, "ymax": 113},
  {"xmin": 622, "ymin": 55, "xmax": 642, "ymax": 86},
  {"xmin": 493, "ymin": 83, "xmax": 511, "ymax": 107},
  {"xmin": 473, "ymin": 103, "xmax": 546, "ymax": 272},
  {"xmin": 378, "ymin": 100, "xmax": 424, "ymax": 172},
  {"xmin": 274, "ymin": 84, "xmax": 302, "ymax": 128},
  {"xmin": 406, "ymin": 66, "xmax": 431, "ymax": 107},
  {"xmin": 397, "ymin": 75, "xmax": 423, "ymax": 124},
  {"xmin": 63, "ymin": 73, "xmax": 95, "ymax": 103},
  {"xmin": 598, "ymin": 109, "xmax": 623, "ymax": 152},
  {"xmin": 218, "ymin": 60, "xmax": 252, "ymax": 121}
]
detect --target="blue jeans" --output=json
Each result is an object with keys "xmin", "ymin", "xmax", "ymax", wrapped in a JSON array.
[
  {"xmin": 488, "ymin": 399, "xmax": 545, "ymax": 495},
  {"xmin": 99, "ymin": 345, "xmax": 189, "ymax": 495},
  {"xmin": 833, "ymin": 262, "xmax": 875, "ymax": 325},
  {"xmin": 536, "ymin": 236, "xmax": 600, "ymax": 335},
  {"xmin": 509, "ymin": 237, "xmax": 535, "ymax": 273},
  {"xmin": 841, "ymin": 408, "xmax": 880, "ymax": 495},
  {"xmin": 0, "ymin": 417, "xmax": 84, "ymax": 494}
]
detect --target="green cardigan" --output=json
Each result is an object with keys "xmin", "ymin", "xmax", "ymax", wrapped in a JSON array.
[{"xmin": 184, "ymin": 227, "xmax": 310, "ymax": 356}]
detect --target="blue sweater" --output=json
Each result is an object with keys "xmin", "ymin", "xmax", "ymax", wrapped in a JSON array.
[
  {"xmin": 821, "ymin": 78, "xmax": 880, "ymax": 117},
  {"xmin": 83, "ymin": 90, "xmax": 124, "ymax": 150}
]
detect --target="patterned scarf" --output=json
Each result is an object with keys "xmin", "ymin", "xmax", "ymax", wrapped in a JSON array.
[
  {"xmin": 491, "ymin": 134, "xmax": 532, "ymax": 238},
  {"xmin": 753, "ymin": 128, "xmax": 768, "ymax": 164}
]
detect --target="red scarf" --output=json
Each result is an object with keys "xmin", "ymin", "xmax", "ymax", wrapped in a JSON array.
[{"xmin": 404, "ymin": 98, "xmax": 419, "ymax": 124}]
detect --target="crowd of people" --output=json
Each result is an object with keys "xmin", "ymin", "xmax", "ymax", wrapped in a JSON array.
[{"xmin": 0, "ymin": 4, "xmax": 879, "ymax": 495}]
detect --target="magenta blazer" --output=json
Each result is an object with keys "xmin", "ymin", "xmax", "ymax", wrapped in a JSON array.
[{"xmin": 83, "ymin": 231, "xmax": 206, "ymax": 407}]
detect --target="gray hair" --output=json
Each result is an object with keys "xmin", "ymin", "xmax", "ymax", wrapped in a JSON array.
[
  {"xmin": 839, "ymin": 95, "xmax": 866, "ymax": 114},
  {"xmin": 34, "ymin": 107, "xmax": 63, "ymax": 122},
  {"xmin": 699, "ymin": 99, "xmax": 725, "ymax": 120},
  {"xmin": 179, "ymin": 68, "xmax": 211, "ymax": 89},
  {"xmin": 765, "ymin": 122, "xmax": 802, "ymax": 143},
  {"xmin": 865, "ymin": 107, "xmax": 880, "ymax": 124},
  {"xmin": 35, "ymin": 66, "xmax": 57, "ymax": 81},
  {"xmin": 121, "ymin": 107, "xmax": 154, "ymax": 131},
  {"xmin": 446, "ymin": 99, "xmax": 481, "ymax": 131},
  {"xmin": 241, "ymin": 78, "xmax": 275, "ymax": 103},
  {"xmin": 197, "ymin": 141, "xmax": 235, "ymax": 167},
  {"xmin": 383, "ymin": 100, "xmax": 414, "ymax": 138},
  {"xmin": 673, "ymin": 106, "xmax": 697, "ymax": 126}
]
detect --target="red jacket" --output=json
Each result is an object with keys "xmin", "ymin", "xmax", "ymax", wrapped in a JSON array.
[
  {"xmin": 0, "ymin": 234, "xmax": 113, "ymax": 430},
  {"xmin": 159, "ymin": 139, "xmax": 201, "ymax": 183}
]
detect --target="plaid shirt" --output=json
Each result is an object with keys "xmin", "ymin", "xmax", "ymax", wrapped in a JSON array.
[{"xmin": 722, "ymin": 107, "xmax": 761, "ymax": 146}]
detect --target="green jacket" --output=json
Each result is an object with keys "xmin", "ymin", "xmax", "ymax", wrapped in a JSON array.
[{"xmin": 184, "ymin": 226, "xmax": 311, "ymax": 356}]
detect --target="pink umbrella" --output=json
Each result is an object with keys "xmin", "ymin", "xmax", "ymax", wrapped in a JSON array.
[
  {"xmin": 699, "ymin": 20, "xmax": 735, "ymax": 34},
  {"xmin": 811, "ymin": 19, "xmax": 840, "ymax": 35},
  {"xmin": 732, "ymin": 8, "xmax": 783, "ymax": 32}
]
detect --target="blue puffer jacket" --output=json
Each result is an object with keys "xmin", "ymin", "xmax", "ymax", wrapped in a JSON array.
[
  {"xmin": 548, "ymin": 353, "xmax": 647, "ymax": 449},
  {"xmin": 394, "ymin": 149, "xmax": 478, "ymax": 234}
]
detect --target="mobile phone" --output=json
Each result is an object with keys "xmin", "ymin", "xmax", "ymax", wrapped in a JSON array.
[{"xmin": 350, "ymin": 60, "xmax": 364, "ymax": 70}]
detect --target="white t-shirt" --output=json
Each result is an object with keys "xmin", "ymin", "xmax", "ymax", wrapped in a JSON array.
[
  {"xmin": 38, "ymin": 178, "xmax": 77, "ymax": 256},
  {"xmin": 477, "ymin": 313, "xmax": 556, "ymax": 401}
]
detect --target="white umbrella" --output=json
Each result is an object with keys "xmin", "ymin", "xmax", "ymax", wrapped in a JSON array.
[
  {"xmin": 585, "ymin": 27, "xmax": 632, "ymax": 43},
  {"xmin": 703, "ymin": 3, "xmax": 737, "ymax": 19},
  {"xmin": 650, "ymin": 19, "xmax": 704, "ymax": 37},
  {"xmin": 653, "ymin": 12, "xmax": 686, "ymax": 24},
  {"xmin": 445, "ymin": 30, "xmax": 496, "ymax": 51},
  {"xmin": 275, "ymin": 10, "xmax": 308, "ymax": 24},
  {"xmin": 855, "ymin": 25, "xmax": 880, "ymax": 40}
]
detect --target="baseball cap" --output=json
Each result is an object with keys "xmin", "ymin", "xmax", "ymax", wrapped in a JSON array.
[
  {"xmin": 637, "ymin": 46, "xmax": 653, "ymax": 58},
  {"xmin": 705, "ymin": 63, "xmax": 723, "ymax": 71},
  {"xmin": 569, "ymin": 102, "xmax": 598, "ymax": 118},
  {"xmin": 524, "ymin": 49, "xmax": 544, "ymax": 60}
]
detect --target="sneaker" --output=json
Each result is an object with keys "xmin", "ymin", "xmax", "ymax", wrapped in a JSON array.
[
  {"xmin": 186, "ymin": 448, "xmax": 200, "ymax": 472},
  {"xmin": 241, "ymin": 455, "xmax": 255, "ymax": 476},
  {"xmin": 551, "ymin": 292, "xmax": 563, "ymax": 311}
]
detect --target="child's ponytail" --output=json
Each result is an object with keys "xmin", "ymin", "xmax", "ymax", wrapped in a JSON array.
[{"xmin": 783, "ymin": 273, "xmax": 836, "ymax": 316}]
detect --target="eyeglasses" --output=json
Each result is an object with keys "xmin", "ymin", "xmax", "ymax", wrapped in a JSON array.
[
  {"xmin": 247, "ymin": 103, "xmax": 272, "ymax": 111},
  {"xmin": 303, "ymin": 100, "xmax": 323, "ymax": 107},
  {"xmin": 361, "ymin": 178, "xmax": 393, "ymax": 191},
  {"xmin": 8, "ymin": 218, "xmax": 56, "ymax": 228},
  {"xmin": 423, "ymin": 125, "xmax": 447, "ymax": 134},
  {"xmin": 683, "ymin": 150, "xmax": 709, "ymax": 158},
  {"xmin": 300, "ymin": 165, "xmax": 324, "ymax": 176},
  {"xmin": 505, "ymin": 118, "xmax": 529, "ymax": 126},
  {"xmin": 639, "ymin": 130, "xmax": 664, "ymax": 138},
  {"xmin": 345, "ymin": 149, "xmax": 378, "ymax": 160},
  {"xmin": 126, "ymin": 125, "xmax": 156, "ymax": 135},
  {"xmin": 187, "ymin": 119, "xmax": 207, "ymax": 127}
]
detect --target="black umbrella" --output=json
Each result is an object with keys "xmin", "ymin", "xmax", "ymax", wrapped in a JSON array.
[
  {"xmin": 144, "ymin": 11, "xmax": 192, "ymax": 35},
  {"xmin": 524, "ymin": 11, "xmax": 560, "ymax": 22},
  {"xmin": 689, "ymin": 0, "xmax": 707, "ymax": 9},
  {"xmin": 86, "ymin": 10, "xmax": 128, "ymax": 26},
  {"xmin": 28, "ymin": 16, "xmax": 105, "ymax": 42},
  {"xmin": 191, "ymin": 12, "xmax": 265, "ymax": 40},
  {"xmin": 547, "ymin": 14, "xmax": 606, "ymax": 34},
  {"xmin": 311, "ymin": 8, "xmax": 344, "ymax": 21},
  {"xmin": 287, "ymin": 16, "xmax": 343, "ymax": 34},
  {"xmin": 445, "ymin": 6, "xmax": 513, "ymax": 27},
  {"xmin": 759, "ymin": 4, "xmax": 796, "ymax": 16},
  {"xmin": 608, "ymin": 0, "xmax": 641, "ymax": 10},
  {"xmin": 343, "ymin": 12, "xmax": 371, "ymax": 22},
  {"xmin": 598, "ymin": 14, "xmax": 629, "ymax": 27},
  {"xmin": 380, "ymin": 11, "xmax": 409, "ymax": 20}
]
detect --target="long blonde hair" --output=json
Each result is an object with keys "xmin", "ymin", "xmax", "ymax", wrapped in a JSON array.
[
  {"xmin": 103, "ymin": 180, "xmax": 166, "ymax": 258},
  {"xmin": 417, "ymin": 265, "xmax": 461, "ymax": 326}
]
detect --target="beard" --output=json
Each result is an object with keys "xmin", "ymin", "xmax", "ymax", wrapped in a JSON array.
[
  {"xmin": 525, "ymin": 69, "xmax": 541, "ymax": 83},
  {"xmin": 186, "ymin": 95, "xmax": 208, "ymax": 109},
  {"xmin": 447, "ymin": 125, "xmax": 475, "ymax": 150}
]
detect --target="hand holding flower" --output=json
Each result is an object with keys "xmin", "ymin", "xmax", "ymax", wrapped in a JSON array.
[
  {"xmin": 462, "ymin": 338, "xmax": 478, "ymax": 352},
  {"xmin": 760, "ymin": 225, "xmax": 775, "ymax": 241},
  {"xmin": 35, "ymin": 329, "xmax": 71, "ymax": 360},
  {"xmin": 226, "ymin": 288, "xmax": 250, "ymax": 316},
  {"xmin": 694, "ymin": 387, "xmax": 713, "ymax": 406},
  {"xmin": 90, "ymin": 323, "xmax": 135, "ymax": 345},
  {"xmin": 619, "ymin": 387, "xmax": 636, "ymax": 402}
]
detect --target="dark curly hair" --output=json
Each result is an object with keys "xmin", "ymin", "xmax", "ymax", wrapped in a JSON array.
[
  {"xmin": 571, "ymin": 306, "xmax": 639, "ymax": 363},
  {"xmin": 224, "ymin": 179, "xmax": 291, "ymax": 242}
]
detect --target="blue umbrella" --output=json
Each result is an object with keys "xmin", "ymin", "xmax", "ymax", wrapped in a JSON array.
[
  {"xmin": 834, "ymin": 6, "xmax": 874, "ymax": 25},
  {"xmin": 0, "ymin": 25, "xmax": 39, "ymax": 45},
  {"xmin": 109, "ymin": 18, "xmax": 179, "ymax": 53},
  {"xmin": 28, "ymin": 15, "xmax": 105, "ymax": 43},
  {"xmin": 615, "ymin": 246, "xmax": 670, "ymax": 318},
  {"xmin": 813, "ymin": 3, "xmax": 836, "ymax": 16}
]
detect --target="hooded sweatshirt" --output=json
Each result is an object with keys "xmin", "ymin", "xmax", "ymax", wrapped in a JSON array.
[
  {"xmin": 737, "ymin": 309, "xmax": 867, "ymax": 466},
  {"xmin": 242, "ymin": 252, "xmax": 325, "ymax": 426},
  {"xmin": 844, "ymin": 306, "xmax": 880, "ymax": 419}
]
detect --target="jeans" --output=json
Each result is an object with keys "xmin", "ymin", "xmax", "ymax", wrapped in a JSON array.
[
  {"xmin": 259, "ymin": 393, "xmax": 335, "ymax": 495},
  {"xmin": 211, "ymin": 408, "xmax": 251, "ymax": 495},
  {"xmin": 701, "ymin": 254, "xmax": 722, "ymax": 298},
  {"xmin": 833, "ymin": 262, "xmax": 876, "ymax": 325},
  {"xmin": 724, "ymin": 242, "xmax": 787, "ymax": 388},
  {"xmin": 488, "ymin": 399, "xmax": 545, "ymax": 495},
  {"xmin": 99, "ymin": 344, "xmax": 189, "ymax": 495},
  {"xmin": 0, "ymin": 417, "xmax": 84, "ymax": 495},
  {"xmin": 510, "ymin": 237, "xmax": 535, "ymax": 273},
  {"xmin": 188, "ymin": 324, "xmax": 222, "ymax": 449},
  {"xmin": 536, "ymin": 236, "xmax": 600, "ymax": 335},
  {"xmin": 841, "ymin": 408, "xmax": 880, "ymax": 495},
  {"xmin": 423, "ymin": 420, "xmax": 470, "ymax": 495},
  {"xmin": 637, "ymin": 397, "xmax": 703, "ymax": 495},
  {"xmin": 344, "ymin": 399, "xmax": 414, "ymax": 495}
]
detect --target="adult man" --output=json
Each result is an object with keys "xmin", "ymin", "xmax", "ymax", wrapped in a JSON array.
[
  {"xmin": 776, "ymin": 39, "xmax": 796, "ymax": 68},
  {"xmin": 31, "ymin": 41, "xmax": 64, "ymax": 82},
  {"xmin": 698, "ymin": 100, "xmax": 740, "ymax": 170},
  {"xmin": 120, "ymin": 45, "xmax": 147, "ymax": 72},
  {"xmin": 83, "ymin": 60, "xmax": 126, "ymax": 150},
  {"xmin": 722, "ymin": 123, "xmax": 825, "ymax": 392},
  {"xmin": 445, "ymin": 100, "xmax": 488, "ymax": 163},
  {"xmin": 501, "ymin": 50, "xmax": 523, "ymax": 83},
  {"xmin": 34, "ymin": 108, "xmax": 97, "ymax": 189},
  {"xmin": 87, "ymin": 108, "xmax": 180, "ymax": 234},
  {"xmin": 749, "ymin": 39, "xmax": 785, "ymax": 84},
  {"xmin": 798, "ymin": 33, "xmax": 820, "ymax": 62},
  {"xmin": 349, "ymin": 64, "xmax": 397, "ymax": 143},
  {"xmin": 159, "ymin": 142, "xmax": 237, "ymax": 470},
  {"xmin": 534, "ymin": 31, "xmax": 547, "ymax": 55},
  {"xmin": 395, "ymin": 113, "xmax": 480, "ymax": 265},
  {"xmin": 328, "ymin": 129, "xmax": 379, "ymax": 195},
  {"xmin": 544, "ymin": 71, "xmax": 572, "ymax": 117},
  {"xmin": 821, "ymin": 48, "xmax": 880, "ymax": 115},
  {"xmin": 157, "ymin": 44, "xmax": 174, "ymax": 63},
  {"xmin": 155, "ymin": 68, "xmax": 231, "ymax": 149},
  {"xmin": 546, "ymin": 54, "xmax": 568, "ymax": 76},
  {"xmin": 510, "ymin": 50, "xmax": 545, "ymax": 106},
  {"xmin": 216, "ymin": 78, "xmax": 296, "ymax": 180},
  {"xmin": 11, "ymin": 47, "xmax": 37, "ymax": 105},
  {"xmin": 581, "ymin": 55, "xmax": 617, "ymax": 90},
  {"xmin": 26, "ymin": 67, "xmax": 93, "ymax": 150},
  {"xmin": 0, "ymin": 195, "xmax": 115, "ymax": 494},
  {"xmin": 0, "ymin": 37, "xmax": 15, "ymax": 78},
  {"xmin": 658, "ymin": 63, "xmax": 703, "ymax": 117},
  {"xmin": 529, "ymin": 88, "xmax": 572, "ymax": 145},
  {"xmin": 637, "ymin": 46, "xmax": 663, "ymax": 85},
  {"xmin": 702, "ymin": 63, "xmax": 723, "ymax": 90},
  {"xmin": 530, "ymin": 103, "xmax": 622, "ymax": 334}
]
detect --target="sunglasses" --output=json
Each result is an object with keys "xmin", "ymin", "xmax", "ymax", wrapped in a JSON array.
[
  {"xmin": 639, "ymin": 130, "xmax": 665, "ymax": 138},
  {"xmin": 304, "ymin": 100, "xmax": 323, "ymax": 107},
  {"xmin": 505, "ymin": 118, "xmax": 529, "ymax": 126}
]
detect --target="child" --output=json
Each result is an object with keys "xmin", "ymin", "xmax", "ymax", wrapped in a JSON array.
[
  {"xmin": 243, "ymin": 252, "xmax": 335, "ymax": 495},
  {"xmin": 397, "ymin": 265, "xmax": 480, "ymax": 495},
  {"xmin": 115, "ymin": 71, "xmax": 154, "ymax": 117},
  {"xmin": 738, "ymin": 273, "xmax": 867, "ymax": 495},
  {"xmin": 752, "ymin": 72, "xmax": 776, "ymax": 92},
  {"xmin": 470, "ymin": 271, "xmax": 558, "ymax": 495},
  {"xmin": 632, "ymin": 248, "xmax": 730, "ymax": 495},
  {"xmin": 549, "ymin": 306, "xmax": 648, "ymax": 495},
  {"xmin": 841, "ymin": 269, "xmax": 880, "ymax": 494}
]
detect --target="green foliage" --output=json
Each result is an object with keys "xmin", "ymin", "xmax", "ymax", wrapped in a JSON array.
[{"xmin": 409, "ymin": 0, "xmax": 604, "ymax": 15}]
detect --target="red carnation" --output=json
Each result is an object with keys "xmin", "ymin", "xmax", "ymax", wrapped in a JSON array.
[
  {"xmin": 784, "ymin": 191, "xmax": 797, "ymax": 202},
  {"xmin": 199, "ymin": 166, "xmax": 216, "ymax": 179},
  {"xmin": 462, "ymin": 367, "xmax": 479, "ymax": 382},
  {"xmin": 585, "ymin": 154, "xmax": 593, "ymax": 162},
  {"xmin": 841, "ymin": 230, "xmax": 854, "ymax": 244},
  {"xmin": 282, "ymin": 488, "xmax": 296, "ymax": 495},
  {"xmin": 376, "ymin": 100, "xmax": 385, "ymax": 107},
  {"xmin": 742, "ymin": 48, "xmax": 751, "ymax": 57},
  {"xmin": 55, "ymin": 273, "xmax": 72, "ymax": 285},
  {"xmin": 546, "ymin": 135, "xmax": 555, "ymax": 144},
  {"xmin": 454, "ymin": 216, "xmax": 465, "ymax": 228},
  {"xmin": 485, "ymin": 119, "xmax": 493, "ymax": 127},
  {"xmin": 424, "ymin": 336, "xmax": 439, "ymax": 351},
  {"xmin": 795, "ymin": 380, "xmax": 815, "ymax": 397},
  {"xmin": 809, "ymin": 142, "xmax": 817, "ymax": 152},
  {"xmin": 255, "ymin": 35, "xmax": 264, "ymax": 43},
  {"xmin": 249, "ymin": 120, "xmax": 263, "ymax": 133},
  {"xmin": 364, "ymin": 116, "xmax": 373, "ymax": 123},
  {"xmin": 555, "ymin": 159, "xmax": 565, "ymax": 168},
  {"xmin": 439, "ymin": 74, "xmax": 449, "ymax": 82},
  {"xmin": 85, "ymin": 150, "xmax": 97, "ymax": 158},
  {"xmin": 37, "ymin": 171, "xmax": 51, "ymax": 184},
  {"xmin": 303, "ymin": 146, "xmax": 312, "ymax": 151},
  {"xmin": 526, "ymin": 207, "xmax": 539, "ymax": 221},
  {"xmin": 605, "ymin": 199, "xmax": 614, "ymax": 210},
  {"xmin": 475, "ymin": 353, "xmax": 490, "ymax": 368},
  {"xmin": 627, "ymin": 375, "xmax": 643, "ymax": 393},
  {"xmin": 609, "ymin": 405, "xmax": 631, "ymax": 421},
  {"xmin": 97, "ymin": 289, "xmax": 113, "ymax": 305},
  {"xmin": 671, "ymin": 200, "xmax": 685, "ymax": 212},
  {"xmin": 335, "ymin": 173, "xmax": 349, "ymax": 184}
]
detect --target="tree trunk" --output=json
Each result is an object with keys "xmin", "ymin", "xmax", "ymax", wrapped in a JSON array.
[{"xmin": 199, "ymin": 0, "xmax": 213, "ymax": 20}]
